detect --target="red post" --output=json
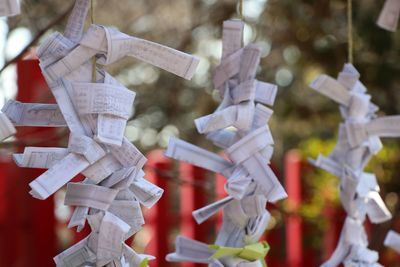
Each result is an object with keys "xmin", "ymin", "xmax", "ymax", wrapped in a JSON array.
[
  {"xmin": 0, "ymin": 159, "xmax": 6, "ymax": 222},
  {"xmin": 285, "ymin": 150, "xmax": 303, "ymax": 267},
  {"xmin": 180, "ymin": 163, "xmax": 210, "ymax": 267},
  {"xmin": 322, "ymin": 206, "xmax": 339, "ymax": 261},
  {"xmin": 215, "ymin": 152, "xmax": 228, "ymax": 231},
  {"xmin": 0, "ymin": 59, "xmax": 57, "ymax": 267},
  {"xmin": 145, "ymin": 150, "xmax": 172, "ymax": 267}
]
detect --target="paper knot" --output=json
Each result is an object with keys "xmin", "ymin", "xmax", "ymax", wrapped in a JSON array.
[{"xmin": 68, "ymin": 134, "xmax": 105, "ymax": 164}]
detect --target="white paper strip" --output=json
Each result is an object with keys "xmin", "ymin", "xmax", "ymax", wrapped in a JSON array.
[
  {"xmin": 365, "ymin": 191, "xmax": 392, "ymax": 224},
  {"xmin": 82, "ymin": 154, "xmax": 123, "ymax": 184},
  {"xmin": 54, "ymin": 238, "xmax": 96, "ymax": 267},
  {"xmin": 166, "ymin": 19, "xmax": 283, "ymax": 266},
  {"xmin": 165, "ymin": 137, "xmax": 233, "ymax": 174},
  {"xmin": 0, "ymin": 0, "xmax": 20, "ymax": 17},
  {"xmin": 192, "ymin": 196, "xmax": 234, "ymax": 224},
  {"xmin": 384, "ymin": 230, "xmax": 400, "ymax": 253},
  {"xmin": 309, "ymin": 63, "xmax": 395, "ymax": 267},
  {"xmin": 80, "ymin": 25, "xmax": 200, "ymax": 80},
  {"xmin": 166, "ymin": 236, "xmax": 215, "ymax": 264},
  {"xmin": 227, "ymin": 125, "xmax": 273, "ymax": 164},
  {"xmin": 64, "ymin": 0, "xmax": 91, "ymax": 43},
  {"xmin": 221, "ymin": 20, "xmax": 244, "ymax": 59},
  {"xmin": 2, "ymin": 0, "xmax": 202, "ymax": 265},
  {"xmin": 29, "ymin": 153, "xmax": 93, "ymax": 200},
  {"xmin": 65, "ymin": 183, "xmax": 119, "ymax": 210},
  {"xmin": 377, "ymin": 0, "xmax": 400, "ymax": 32},
  {"xmin": 13, "ymin": 147, "xmax": 68, "ymax": 169},
  {"xmin": 0, "ymin": 112, "xmax": 16, "ymax": 141},
  {"xmin": 94, "ymin": 212, "xmax": 131, "ymax": 267},
  {"xmin": 129, "ymin": 177, "xmax": 164, "ymax": 208},
  {"xmin": 2, "ymin": 100, "xmax": 67, "ymax": 127},
  {"xmin": 310, "ymin": 74, "xmax": 351, "ymax": 107}
]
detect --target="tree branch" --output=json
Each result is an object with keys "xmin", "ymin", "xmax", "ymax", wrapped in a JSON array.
[{"xmin": 0, "ymin": 2, "xmax": 75, "ymax": 74}]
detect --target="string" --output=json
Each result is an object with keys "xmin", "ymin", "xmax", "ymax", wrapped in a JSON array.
[
  {"xmin": 239, "ymin": 0, "xmax": 244, "ymax": 20},
  {"xmin": 90, "ymin": 0, "xmax": 95, "ymax": 24},
  {"xmin": 91, "ymin": 0, "xmax": 96, "ymax": 82},
  {"xmin": 347, "ymin": 0, "xmax": 353, "ymax": 64}
]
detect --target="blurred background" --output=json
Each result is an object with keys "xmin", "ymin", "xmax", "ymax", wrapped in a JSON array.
[{"xmin": 0, "ymin": 0, "xmax": 399, "ymax": 266}]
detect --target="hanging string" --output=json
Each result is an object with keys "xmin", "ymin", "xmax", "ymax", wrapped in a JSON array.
[
  {"xmin": 239, "ymin": 0, "xmax": 244, "ymax": 20},
  {"xmin": 90, "ymin": 0, "xmax": 95, "ymax": 24},
  {"xmin": 347, "ymin": 0, "xmax": 353, "ymax": 64},
  {"xmin": 91, "ymin": 0, "xmax": 96, "ymax": 82}
]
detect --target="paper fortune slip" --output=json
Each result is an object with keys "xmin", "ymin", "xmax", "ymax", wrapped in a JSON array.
[
  {"xmin": 309, "ymin": 63, "xmax": 400, "ymax": 267},
  {"xmin": 0, "ymin": 0, "xmax": 20, "ymax": 17},
  {"xmin": 166, "ymin": 19, "xmax": 283, "ymax": 267},
  {"xmin": 0, "ymin": 112, "xmax": 16, "ymax": 141},
  {"xmin": 377, "ymin": 0, "xmax": 400, "ymax": 32},
  {"xmin": 0, "ymin": 0, "xmax": 200, "ymax": 266},
  {"xmin": 384, "ymin": 230, "xmax": 400, "ymax": 254}
]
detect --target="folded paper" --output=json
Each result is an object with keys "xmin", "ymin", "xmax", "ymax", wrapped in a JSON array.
[
  {"xmin": 0, "ymin": 0, "xmax": 20, "ymax": 17},
  {"xmin": 309, "ymin": 63, "xmax": 398, "ymax": 267},
  {"xmin": 377, "ymin": 0, "xmax": 400, "ymax": 32},
  {"xmin": 1, "ymin": 0, "xmax": 200, "ymax": 266},
  {"xmin": 166, "ymin": 19, "xmax": 284, "ymax": 267}
]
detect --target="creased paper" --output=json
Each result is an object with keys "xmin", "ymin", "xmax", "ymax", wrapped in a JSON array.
[
  {"xmin": 166, "ymin": 19, "xmax": 282, "ymax": 266},
  {"xmin": 309, "ymin": 63, "xmax": 397, "ymax": 267},
  {"xmin": 1, "ymin": 0, "xmax": 200, "ymax": 265},
  {"xmin": 0, "ymin": 0, "xmax": 20, "ymax": 17},
  {"xmin": 377, "ymin": 0, "xmax": 400, "ymax": 32},
  {"xmin": 0, "ymin": 112, "xmax": 16, "ymax": 141},
  {"xmin": 384, "ymin": 230, "xmax": 400, "ymax": 254}
]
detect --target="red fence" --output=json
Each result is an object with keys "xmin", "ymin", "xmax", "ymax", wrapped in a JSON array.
[
  {"xmin": 1, "ymin": 59, "xmax": 400, "ymax": 267},
  {"xmin": 142, "ymin": 149, "xmax": 328, "ymax": 267},
  {"xmin": 0, "ymin": 58, "xmax": 57, "ymax": 267}
]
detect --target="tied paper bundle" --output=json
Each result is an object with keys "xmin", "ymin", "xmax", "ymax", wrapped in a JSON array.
[
  {"xmin": 0, "ymin": 0, "xmax": 199, "ymax": 266},
  {"xmin": 165, "ymin": 20, "xmax": 286, "ymax": 267},
  {"xmin": 0, "ymin": 0, "xmax": 20, "ymax": 17},
  {"xmin": 309, "ymin": 63, "xmax": 400, "ymax": 267},
  {"xmin": 377, "ymin": 0, "xmax": 400, "ymax": 31}
]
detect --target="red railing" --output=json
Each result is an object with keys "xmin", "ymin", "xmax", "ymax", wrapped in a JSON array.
[
  {"xmin": 142, "ymin": 150, "xmax": 299, "ymax": 267},
  {"xmin": 1, "ymin": 59, "xmax": 400, "ymax": 267},
  {"xmin": 0, "ymin": 58, "xmax": 57, "ymax": 267}
]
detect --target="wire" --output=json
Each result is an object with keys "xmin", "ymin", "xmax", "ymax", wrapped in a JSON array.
[{"xmin": 0, "ymin": 3, "xmax": 75, "ymax": 74}]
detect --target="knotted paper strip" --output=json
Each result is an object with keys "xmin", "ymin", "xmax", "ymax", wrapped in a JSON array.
[
  {"xmin": 0, "ymin": 0, "xmax": 20, "ymax": 17},
  {"xmin": 1, "ymin": 0, "xmax": 199, "ymax": 265},
  {"xmin": 309, "ymin": 63, "xmax": 398, "ymax": 267},
  {"xmin": 384, "ymin": 230, "xmax": 400, "ymax": 254},
  {"xmin": 377, "ymin": 0, "xmax": 400, "ymax": 32},
  {"xmin": 166, "ymin": 19, "xmax": 285, "ymax": 267}
]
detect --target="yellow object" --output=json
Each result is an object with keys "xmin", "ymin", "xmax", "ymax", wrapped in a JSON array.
[
  {"xmin": 139, "ymin": 258, "xmax": 148, "ymax": 267},
  {"xmin": 208, "ymin": 241, "xmax": 270, "ymax": 267}
]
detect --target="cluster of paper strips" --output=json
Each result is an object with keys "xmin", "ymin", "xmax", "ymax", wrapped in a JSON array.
[
  {"xmin": 0, "ymin": 0, "xmax": 199, "ymax": 266},
  {"xmin": 309, "ymin": 63, "xmax": 400, "ymax": 267},
  {"xmin": 377, "ymin": 0, "xmax": 400, "ymax": 31},
  {"xmin": 165, "ymin": 19, "xmax": 286, "ymax": 267},
  {"xmin": 0, "ymin": 0, "xmax": 20, "ymax": 17}
]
